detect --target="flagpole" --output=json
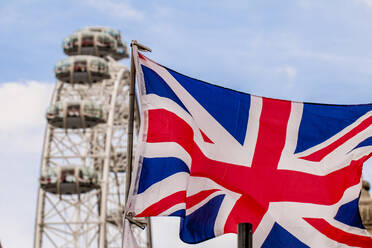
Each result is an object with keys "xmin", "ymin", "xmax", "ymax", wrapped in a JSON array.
[
  {"xmin": 125, "ymin": 40, "xmax": 152, "ymax": 248},
  {"xmin": 238, "ymin": 223, "xmax": 253, "ymax": 248},
  {"xmin": 125, "ymin": 41, "xmax": 138, "ymax": 203},
  {"xmin": 125, "ymin": 40, "xmax": 151, "ymax": 202}
]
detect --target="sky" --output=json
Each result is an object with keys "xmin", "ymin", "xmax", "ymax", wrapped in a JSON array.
[{"xmin": 1, "ymin": 0, "xmax": 372, "ymax": 247}]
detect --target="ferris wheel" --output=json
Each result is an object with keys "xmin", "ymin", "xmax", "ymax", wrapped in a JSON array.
[{"xmin": 34, "ymin": 27, "xmax": 151, "ymax": 248}]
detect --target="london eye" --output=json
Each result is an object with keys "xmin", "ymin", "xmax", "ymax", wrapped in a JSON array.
[{"xmin": 34, "ymin": 26, "xmax": 151, "ymax": 248}]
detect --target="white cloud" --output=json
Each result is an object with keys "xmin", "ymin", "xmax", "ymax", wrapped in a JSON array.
[
  {"xmin": 84, "ymin": 0, "xmax": 144, "ymax": 20},
  {"xmin": 0, "ymin": 211, "xmax": 33, "ymax": 247},
  {"xmin": 0, "ymin": 81, "xmax": 54, "ymax": 247},
  {"xmin": 355, "ymin": 0, "xmax": 372, "ymax": 7},
  {"xmin": 0, "ymin": 81, "xmax": 53, "ymax": 132},
  {"xmin": 0, "ymin": 81, "xmax": 54, "ymax": 153},
  {"xmin": 275, "ymin": 65, "xmax": 297, "ymax": 81}
]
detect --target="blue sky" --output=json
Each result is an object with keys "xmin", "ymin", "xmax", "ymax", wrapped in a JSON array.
[{"xmin": 1, "ymin": 0, "xmax": 372, "ymax": 247}]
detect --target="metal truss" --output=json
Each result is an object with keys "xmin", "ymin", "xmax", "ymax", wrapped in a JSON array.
[{"xmin": 34, "ymin": 58, "xmax": 151, "ymax": 247}]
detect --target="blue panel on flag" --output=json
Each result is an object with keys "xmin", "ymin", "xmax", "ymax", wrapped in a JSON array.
[
  {"xmin": 295, "ymin": 103, "xmax": 372, "ymax": 154},
  {"xmin": 262, "ymin": 222, "xmax": 309, "ymax": 248},
  {"xmin": 141, "ymin": 65, "xmax": 189, "ymax": 113},
  {"xmin": 137, "ymin": 157, "xmax": 190, "ymax": 194},
  {"xmin": 354, "ymin": 137, "xmax": 372, "ymax": 150},
  {"xmin": 334, "ymin": 196, "xmax": 365, "ymax": 229},
  {"xmin": 170, "ymin": 209, "xmax": 185, "ymax": 217},
  {"xmin": 180, "ymin": 195, "xmax": 225, "ymax": 244},
  {"xmin": 167, "ymin": 69, "xmax": 250, "ymax": 145}
]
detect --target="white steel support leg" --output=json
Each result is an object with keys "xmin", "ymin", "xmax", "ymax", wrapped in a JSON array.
[
  {"xmin": 34, "ymin": 189, "xmax": 45, "ymax": 248},
  {"xmin": 99, "ymin": 68, "xmax": 125, "ymax": 247},
  {"xmin": 34, "ymin": 82, "xmax": 61, "ymax": 248}
]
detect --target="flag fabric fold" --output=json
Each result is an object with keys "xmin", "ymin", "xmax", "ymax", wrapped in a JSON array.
[
  {"xmin": 125, "ymin": 51, "xmax": 372, "ymax": 247},
  {"xmin": 122, "ymin": 217, "xmax": 140, "ymax": 248}
]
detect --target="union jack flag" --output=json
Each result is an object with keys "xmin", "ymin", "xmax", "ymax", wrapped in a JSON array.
[{"xmin": 126, "ymin": 52, "xmax": 372, "ymax": 247}]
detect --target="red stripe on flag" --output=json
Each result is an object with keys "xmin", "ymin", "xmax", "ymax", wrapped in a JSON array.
[
  {"xmin": 225, "ymin": 98, "xmax": 291, "ymax": 232},
  {"xmin": 138, "ymin": 53, "xmax": 146, "ymax": 60},
  {"xmin": 305, "ymin": 218, "xmax": 372, "ymax": 247},
  {"xmin": 271, "ymin": 154, "xmax": 369, "ymax": 205},
  {"xmin": 251, "ymin": 97, "xmax": 291, "ymax": 170},
  {"xmin": 147, "ymin": 109, "xmax": 194, "ymax": 155},
  {"xmin": 186, "ymin": 189, "xmax": 220, "ymax": 209},
  {"xmin": 224, "ymin": 195, "xmax": 267, "ymax": 233},
  {"xmin": 200, "ymin": 129, "xmax": 214, "ymax": 143},
  {"xmin": 300, "ymin": 115, "xmax": 372, "ymax": 162},
  {"xmin": 138, "ymin": 53, "xmax": 159, "ymax": 66},
  {"xmin": 136, "ymin": 191, "xmax": 186, "ymax": 217}
]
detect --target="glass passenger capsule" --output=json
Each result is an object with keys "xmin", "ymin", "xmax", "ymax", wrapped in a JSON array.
[
  {"xmin": 46, "ymin": 100, "xmax": 106, "ymax": 129},
  {"xmin": 63, "ymin": 31, "xmax": 117, "ymax": 57},
  {"xmin": 55, "ymin": 55, "xmax": 110, "ymax": 84},
  {"xmin": 77, "ymin": 26, "xmax": 129, "ymax": 60},
  {"xmin": 40, "ymin": 166, "xmax": 99, "ymax": 195}
]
